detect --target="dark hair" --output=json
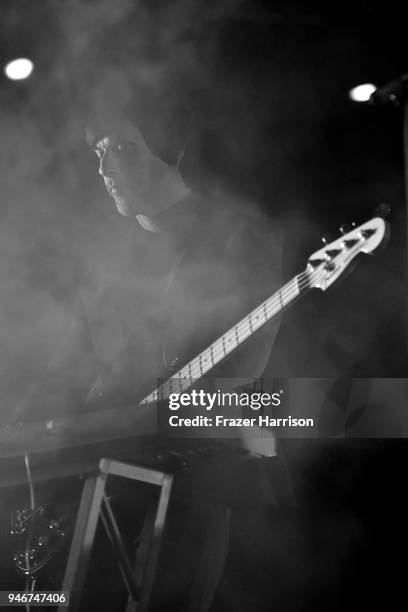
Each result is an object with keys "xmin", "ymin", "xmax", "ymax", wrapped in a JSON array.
[
  {"xmin": 86, "ymin": 73, "xmax": 249, "ymax": 195},
  {"xmin": 86, "ymin": 76, "xmax": 198, "ymax": 175}
]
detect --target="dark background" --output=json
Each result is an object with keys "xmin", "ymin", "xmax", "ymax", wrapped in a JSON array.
[
  {"xmin": 0, "ymin": 0, "xmax": 405, "ymax": 401},
  {"xmin": 0, "ymin": 1, "xmax": 407, "ymax": 609}
]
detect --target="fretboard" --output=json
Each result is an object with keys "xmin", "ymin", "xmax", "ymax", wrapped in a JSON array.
[{"xmin": 140, "ymin": 272, "xmax": 307, "ymax": 404}]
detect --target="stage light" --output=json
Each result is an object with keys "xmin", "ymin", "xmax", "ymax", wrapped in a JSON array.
[
  {"xmin": 4, "ymin": 58, "xmax": 34, "ymax": 81},
  {"xmin": 349, "ymin": 83, "xmax": 377, "ymax": 102}
]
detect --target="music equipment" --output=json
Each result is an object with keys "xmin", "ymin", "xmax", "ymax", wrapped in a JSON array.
[
  {"xmin": 0, "ymin": 216, "xmax": 388, "ymax": 467},
  {"xmin": 9, "ymin": 504, "xmax": 66, "ymax": 576},
  {"xmin": 1, "ymin": 216, "xmax": 388, "ymax": 587},
  {"xmin": 140, "ymin": 216, "xmax": 388, "ymax": 404}
]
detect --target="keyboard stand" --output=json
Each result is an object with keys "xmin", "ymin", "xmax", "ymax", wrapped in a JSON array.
[{"xmin": 61, "ymin": 458, "xmax": 173, "ymax": 611}]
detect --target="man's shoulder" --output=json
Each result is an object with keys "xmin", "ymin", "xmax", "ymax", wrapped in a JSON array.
[
  {"xmin": 166, "ymin": 193, "xmax": 283, "ymax": 273},
  {"xmin": 195, "ymin": 196, "xmax": 284, "ymax": 295},
  {"xmin": 194, "ymin": 193, "xmax": 283, "ymax": 243},
  {"xmin": 222, "ymin": 202, "xmax": 283, "ymax": 265}
]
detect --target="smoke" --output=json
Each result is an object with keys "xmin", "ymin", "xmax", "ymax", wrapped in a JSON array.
[
  {"xmin": 0, "ymin": 0, "xmax": 264, "ymax": 424},
  {"xmin": 0, "ymin": 5, "xmax": 406, "ymax": 612},
  {"xmin": 0, "ymin": 0, "xmax": 405, "ymax": 430}
]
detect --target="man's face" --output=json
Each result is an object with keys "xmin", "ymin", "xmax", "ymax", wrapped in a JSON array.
[{"xmin": 92, "ymin": 119, "xmax": 189, "ymax": 217}]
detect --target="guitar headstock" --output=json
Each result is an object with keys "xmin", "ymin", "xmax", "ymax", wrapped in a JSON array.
[{"xmin": 305, "ymin": 217, "xmax": 387, "ymax": 291}]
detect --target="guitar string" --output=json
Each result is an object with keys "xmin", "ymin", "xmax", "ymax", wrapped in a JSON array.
[
  {"xmin": 143, "ymin": 236, "xmax": 371, "ymax": 402},
  {"xmin": 178, "ymin": 236, "xmax": 369, "ymax": 383},
  {"xmin": 145, "ymin": 267, "xmax": 324, "ymax": 401},
  {"xmin": 142, "ymin": 267, "xmax": 322, "ymax": 402}
]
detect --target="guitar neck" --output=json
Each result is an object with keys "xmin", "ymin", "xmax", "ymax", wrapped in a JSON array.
[{"xmin": 141, "ymin": 271, "xmax": 309, "ymax": 404}]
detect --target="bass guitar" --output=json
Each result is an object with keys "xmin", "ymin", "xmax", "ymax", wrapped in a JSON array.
[{"xmin": 140, "ymin": 216, "xmax": 388, "ymax": 405}]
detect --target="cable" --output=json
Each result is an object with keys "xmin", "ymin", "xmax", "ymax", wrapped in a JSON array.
[
  {"xmin": 24, "ymin": 453, "xmax": 35, "ymax": 512},
  {"xmin": 23, "ymin": 452, "xmax": 36, "ymax": 611}
]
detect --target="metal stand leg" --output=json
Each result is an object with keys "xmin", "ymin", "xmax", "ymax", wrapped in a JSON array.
[
  {"xmin": 132, "ymin": 474, "xmax": 173, "ymax": 612},
  {"xmin": 61, "ymin": 458, "xmax": 173, "ymax": 612},
  {"xmin": 101, "ymin": 494, "xmax": 141, "ymax": 604},
  {"xmin": 62, "ymin": 473, "xmax": 107, "ymax": 610}
]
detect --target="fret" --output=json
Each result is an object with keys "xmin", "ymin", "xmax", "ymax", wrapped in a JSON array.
[
  {"xmin": 167, "ymin": 379, "xmax": 175, "ymax": 398},
  {"xmin": 295, "ymin": 274, "xmax": 302, "ymax": 294},
  {"xmin": 234, "ymin": 325, "xmax": 240, "ymax": 346},
  {"xmin": 266, "ymin": 297, "xmax": 277, "ymax": 317},
  {"xmin": 235, "ymin": 323, "xmax": 246, "ymax": 344},
  {"xmin": 285, "ymin": 281, "xmax": 294, "ymax": 303},
  {"xmin": 189, "ymin": 358, "xmax": 197, "ymax": 379},
  {"xmin": 161, "ymin": 382, "xmax": 169, "ymax": 400},
  {"xmin": 202, "ymin": 349, "xmax": 210, "ymax": 369},
  {"xmin": 225, "ymin": 334, "xmax": 234, "ymax": 351},
  {"xmin": 290, "ymin": 277, "xmax": 300, "ymax": 297},
  {"xmin": 140, "ymin": 270, "xmax": 307, "ymax": 407},
  {"xmin": 262, "ymin": 301, "xmax": 269, "ymax": 321},
  {"xmin": 200, "ymin": 348, "xmax": 215, "ymax": 374}
]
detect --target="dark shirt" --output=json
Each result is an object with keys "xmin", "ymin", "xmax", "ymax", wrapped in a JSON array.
[
  {"xmin": 80, "ymin": 193, "xmax": 284, "ymax": 413},
  {"xmin": 19, "ymin": 192, "xmax": 283, "ymax": 444},
  {"xmin": 17, "ymin": 191, "xmax": 293, "ymax": 505}
]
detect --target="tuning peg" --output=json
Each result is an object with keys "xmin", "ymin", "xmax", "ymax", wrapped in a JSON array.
[
  {"xmin": 339, "ymin": 221, "xmax": 356, "ymax": 235},
  {"xmin": 321, "ymin": 233, "xmax": 334, "ymax": 245}
]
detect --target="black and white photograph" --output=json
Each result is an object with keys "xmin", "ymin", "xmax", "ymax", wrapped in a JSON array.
[{"xmin": 0, "ymin": 1, "xmax": 406, "ymax": 610}]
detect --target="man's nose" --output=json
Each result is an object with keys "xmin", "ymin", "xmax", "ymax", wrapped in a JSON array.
[{"xmin": 99, "ymin": 150, "xmax": 116, "ymax": 178}]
